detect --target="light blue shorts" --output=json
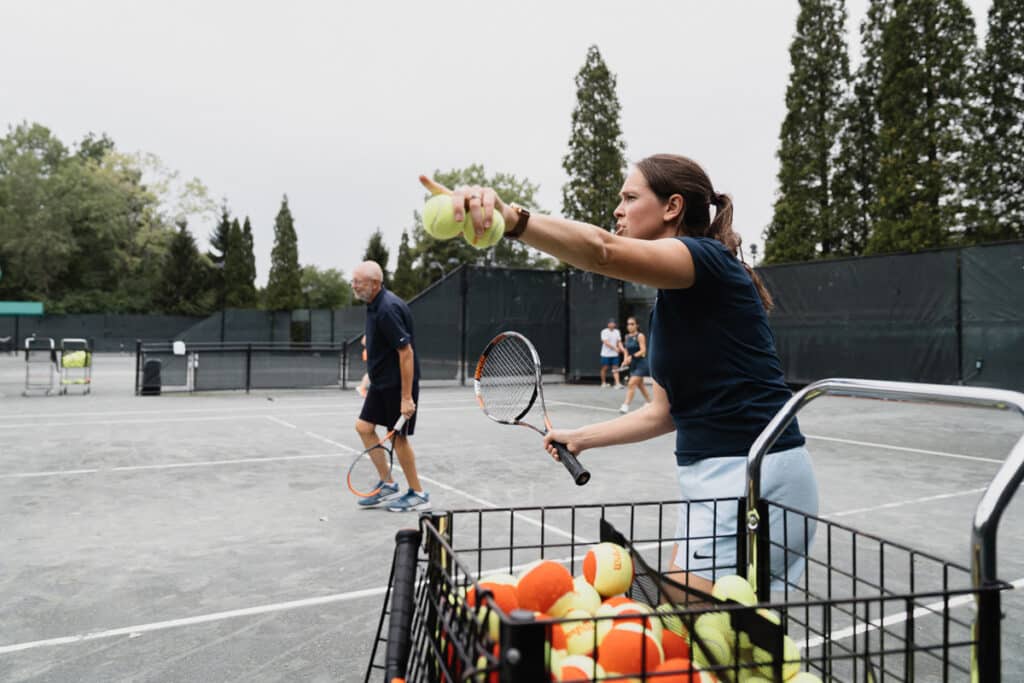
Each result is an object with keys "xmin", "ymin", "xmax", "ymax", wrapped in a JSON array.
[{"xmin": 672, "ymin": 445, "xmax": 818, "ymax": 590}]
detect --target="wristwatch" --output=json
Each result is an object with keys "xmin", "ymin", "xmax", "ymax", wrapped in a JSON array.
[{"xmin": 506, "ymin": 203, "xmax": 530, "ymax": 240}]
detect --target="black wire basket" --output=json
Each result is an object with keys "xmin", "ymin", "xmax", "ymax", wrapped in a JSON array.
[{"xmin": 365, "ymin": 379, "xmax": 1024, "ymax": 682}]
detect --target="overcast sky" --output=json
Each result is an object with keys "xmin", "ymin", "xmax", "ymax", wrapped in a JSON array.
[{"xmin": 3, "ymin": 0, "xmax": 992, "ymax": 286}]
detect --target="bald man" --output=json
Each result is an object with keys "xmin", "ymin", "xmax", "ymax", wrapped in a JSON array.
[{"xmin": 351, "ymin": 261, "xmax": 429, "ymax": 512}]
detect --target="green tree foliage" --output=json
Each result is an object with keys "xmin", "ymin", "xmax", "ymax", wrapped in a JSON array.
[
  {"xmin": 209, "ymin": 203, "xmax": 231, "ymax": 266},
  {"xmin": 963, "ymin": 0, "xmax": 1024, "ymax": 243},
  {"xmin": 241, "ymin": 216, "xmax": 258, "ymax": 302},
  {"xmin": 264, "ymin": 195, "xmax": 303, "ymax": 310},
  {"xmin": 223, "ymin": 218, "xmax": 256, "ymax": 307},
  {"xmin": 764, "ymin": 0, "xmax": 851, "ymax": 263},
  {"xmin": 390, "ymin": 228, "xmax": 422, "ymax": 300},
  {"xmin": 0, "ymin": 122, "xmax": 193, "ymax": 312},
  {"xmin": 363, "ymin": 228, "xmax": 392, "ymax": 289},
  {"xmin": 300, "ymin": 265, "xmax": 352, "ymax": 309},
  {"xmin": 561, "ymin": 45, "xmax": 627, "ymax": 232},
  {"xmin": 867, "ymin": 0, "xmax": 977, "ymax": 254},
  {"xmin": 155, "ymin": 220, "xmax": 215, "ymax": 315},
  {"xmin": 832, "ymin": 0, "xmax": 892, "ymax": 256}
]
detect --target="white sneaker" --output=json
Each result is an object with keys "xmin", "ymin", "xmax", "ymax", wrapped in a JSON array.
[
  {"xmin": 619, "ymin": 403, "xmax": 629, "ymax": 414},
  {"xmin": 601, "ymin": 383, "xmax": 609, "ymax": 388}
]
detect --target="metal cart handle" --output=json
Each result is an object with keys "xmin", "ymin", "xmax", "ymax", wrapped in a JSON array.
[{"xmin": 744, "ymin": 377, "xmax": 1024, "ymax": 681}]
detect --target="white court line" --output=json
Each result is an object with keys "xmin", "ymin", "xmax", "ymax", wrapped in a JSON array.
[
  {"xmin": 804, "ymin": 576, "xmax": 1024, "ymax": 650},
  {"xmin": 0, "ymin": 403, "xmax": 480, "ymax": 430},
  {"xmin": 0, "ymin": 453, "xmax": 348, "ymax": 479},
  {"xmin": 265, "ymin": 416, "xmax": 297, "ymax": 429},
  {"xmin": 821, "ymin": 487, "xmax": 988, "ymax": 518},
  {"xmin": 547, "ymin": 400, "xmax": 621, "ymax": 413},
  {"xmin": 0, "ymin": 398, "xmax": 480, "ymax": 422},
  {"xmin": 0, "ymin": 587, "xmax": 388, "ymax": 656},
  {"xmin": 804, "ymin": 434, "xmax": 1003, "ymax": 464}
]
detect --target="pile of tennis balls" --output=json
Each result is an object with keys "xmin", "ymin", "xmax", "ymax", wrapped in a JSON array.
[
  {"xmin": 461, "ymin": 542, "xmax": 823, "ymax": 682},
  {"xmin": 422, "ymin": 194, "xmax": 505, "ymax": 249}
]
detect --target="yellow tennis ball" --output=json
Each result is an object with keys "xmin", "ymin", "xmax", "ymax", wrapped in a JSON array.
[
  {"xmin": 691, "ymin": 612, "xmax": 736, "ymax": 671},
  {"xmin": 583, "ymin": 542, "xmax": 634, "ymax": 597},
  {"xmin": 752, "ymin": 634, "xmax": 800, "ymax": 680},
  {"xmin": 712, "ymin": 574, "xmax": 758, "ymax": 606},
  {"xmin": 738, "ymin": 607, "xmax": 780, "ymax": 652},
  {"xmin": 423, "ymin": 194, "xmax": 466, "ymax": 239},
  {"xmin": 461, "ymin": 209, "xmax": 505, "ymax": 249}
]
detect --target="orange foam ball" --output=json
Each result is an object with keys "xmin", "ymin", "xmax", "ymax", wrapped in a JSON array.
[
  {"xmin": 661, "ymin": 626, "xmax": 691, "ymax": 661},
  {"xmin": 597, "ymin": 622, "xmax": 664, "ymax": 675},
  {"xmin": 653, "ymin": 657, "xmax": 698, "ymax": 682},
  {"xmin": 466, "ymin": 581, "xmax": 520, "ymax": 614},
  {"xmin": 518, "ymin": 560, "xmax": 574, "ymax": 613}
]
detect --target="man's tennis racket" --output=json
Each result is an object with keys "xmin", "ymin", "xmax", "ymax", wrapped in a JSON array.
[
  {"xmin": 346, "ymin": 416, "xmax": 406, "ymax": 497},
  {"xmin": 474, "ymin": 331, "xmax": 591, "ymax": 486}
]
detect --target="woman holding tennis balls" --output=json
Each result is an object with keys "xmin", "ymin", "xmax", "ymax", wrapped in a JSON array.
[{"xmin": 420, "ymin": 154, "xmax": 818, "ymax": 598}]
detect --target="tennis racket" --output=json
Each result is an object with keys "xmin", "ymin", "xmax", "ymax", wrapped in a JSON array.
[
  {"xmin": 346, "ymin": 415, "xmax": 406, "ymax": 497},
  {"xmin": 474, "ymin": 331, "xmax": 591, "ymax": 485}
]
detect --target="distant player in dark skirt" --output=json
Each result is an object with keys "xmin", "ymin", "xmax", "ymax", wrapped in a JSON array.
[{"xmin": 619, "ymin": 316, "xmax": 651, "ymax": 413}]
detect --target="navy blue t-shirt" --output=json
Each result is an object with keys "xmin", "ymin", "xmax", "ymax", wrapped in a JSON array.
[
  {"xmin": 365, "ymin": 287, "xmax": 420, "ymax": 390},
  {"xmin": 649, "ymin": 236, "xmax": 804, "ymax": 464}
]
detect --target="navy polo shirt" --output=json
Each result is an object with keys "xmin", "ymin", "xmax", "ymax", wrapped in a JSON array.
[
  {"xmin": 649, "ymin": 236, "xmax": 804, "ymax": 464},
  {"xmin": 364, "ymin": 287, "xmax": 420, "ymax": 389}
]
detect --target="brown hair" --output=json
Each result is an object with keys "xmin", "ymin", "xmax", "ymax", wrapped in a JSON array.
[{"xmin": 635, "ymin": 154, "xmax": 773, "ymax": 311}]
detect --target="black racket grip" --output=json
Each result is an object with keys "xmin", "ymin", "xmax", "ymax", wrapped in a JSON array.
[
  {"xmin": 384, "ymin": 528, "xmax": 420, "ymax": 682},
  {"xmin": 552, "ymin": 441, "xmax": 591, "ymax": 485}
]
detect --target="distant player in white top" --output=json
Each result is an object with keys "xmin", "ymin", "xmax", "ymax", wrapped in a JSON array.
[{"xmin": 599, "ymin": 319, "xmax": 624, "ymax": 388}]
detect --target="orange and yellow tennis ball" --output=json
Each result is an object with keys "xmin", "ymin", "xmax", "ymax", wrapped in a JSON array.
[
  {"xmin": 597, "ymin": 621, "xmax": 665, "ymax": 675},
  {"xmin": 554, "ymin": 609, "xmax": 597, "ymax": 656},
  {"xmin": 594, "ymin": 599, "xmax": 663, "ymax": 645},
  {"xmin": 465, "ymin": 576, "xmax": 520, "ymax": 641},
  {"xmin": 549, "ymin": 575, "xmax": 603, "ymax": 618},
  {"xmin": 583, "ymin": 542, "xmax": 634, "ymax": 597},
  {"xmin": 517, "ymin": 560, "xmax": 574, "ymax": 614},
  {"xmin": 558, "ymin": 654, "xmax": 606, "ymax": 682},
  {"xmin": 653, "ymin": 657, "xmax": 699, "ymax": 682},
  {"xmin": 656, "ymin": 604, "xmax": 692, "ymax": 661}
]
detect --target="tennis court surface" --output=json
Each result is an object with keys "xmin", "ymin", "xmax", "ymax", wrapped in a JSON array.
[{"xmin": 0, "ymin": 353, "xmax": 1022, "ymax": 681}]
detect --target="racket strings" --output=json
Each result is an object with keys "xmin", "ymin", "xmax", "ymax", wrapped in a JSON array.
[
  {"xmin": 478, "ymin": 337, "xmax": 538, "ymax": 422},
  {"xmin": 349, "ymin": 444, "xmax": 393, "ymax": 496}
]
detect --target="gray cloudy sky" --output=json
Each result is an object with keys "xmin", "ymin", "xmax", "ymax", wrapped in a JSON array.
[{"xmin": 3, "ymin": 0, "xmax": 991, "ymax": 285}]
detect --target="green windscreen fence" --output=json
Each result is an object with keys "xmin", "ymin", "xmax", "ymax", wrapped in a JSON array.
[
  {"xmin": 466, "ymin": 268, "xmax": 566, "ymax": 373},
  {"xmin": 567, "ymin": 271, "xmax": 620, "ymax": 381},
  {"xmin": 759, "ymin": 250, "xmax": 960, "ymax": 385},
  {"xmin": 960, "ymin": 242, "xmax": 1024, "ymax": 390}
]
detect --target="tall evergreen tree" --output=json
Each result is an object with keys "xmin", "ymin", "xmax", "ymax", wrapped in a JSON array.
[
  {"xmin": 763, "ymin": 0, "xmax": 850, "ymax": 263},
  {"xmin": 240, "ymin": 216, "xmax": 258, "ymax": 304},
  {"xmin": 867, "ymin": 0, "xmax": 977, "ymax": 254},
  {"xmin": 264, "ymin": 195, "xmax": 303, "ymax": 310},
  {"xmin": 832, "ymin": 0, "xmax": 892, "ymax": 256},
  {"xmin": 223, "ymin": 218, "xmax": 250, "ymax": 307},
  {"xmin": 391, "ymin": 228, "xmax": 422, "ymax": 300},
  {"xmin": 963, "ymin": 0, "xmax": 1024, "ymax": 243},
  {"xmin": 561, "ymin": 45, "xmax": 627, "ymax": 232},
  {"xmin": 209, "ymin": 203, "xmax": 231, "ymax": 266},
  {"xmin": 156, "ymin": 220, "xmax": 214, "ymax": 315},
  {"xmin": 362, "ymin": 228, "xmax": 391, "ymax": 289}
]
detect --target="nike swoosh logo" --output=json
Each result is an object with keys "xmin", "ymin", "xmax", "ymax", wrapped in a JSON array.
[{"xmin": 692, "ymin": 551, "xmax": 713, "ymax": 560}]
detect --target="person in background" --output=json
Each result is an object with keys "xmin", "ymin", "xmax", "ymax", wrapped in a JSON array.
[
  {"xmin": 599, "ymin": 318, "xmax": 623, "ymax": 388},
  {"xmin": 619, "ymin": 315, "xmax": 652, "ymax": 413}
]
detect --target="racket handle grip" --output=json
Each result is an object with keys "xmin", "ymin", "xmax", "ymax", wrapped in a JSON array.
[
  {"xmin": 552, "ymin": 441, "xmax": 591, "ymax": 486},
  {"xmin": 392, "ymin": 415, "xmax": 407, "ymax": 433}
]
